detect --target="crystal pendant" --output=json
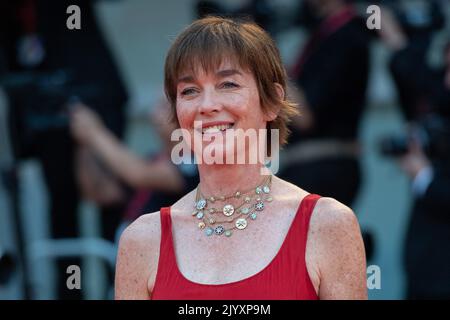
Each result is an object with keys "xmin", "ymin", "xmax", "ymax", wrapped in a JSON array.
[
  {"xmin": 240, "ymin": 207, "xmax": 249, "ymax": 215},
  {"xmin": 235, "ymin": 218, "xmax": 248, "ymax": 230},
  {"xmin": 196, "ymin": 212, "xmax": 204, "ymax": 219},
  {"xmin": 255, "ymin": 201, "xmax": 264, "ymax": 211},
  {"xmin": 196, "ymin": 198, "xmax": 206, "ymax": 210},
  {"xmin": 222, "ymin": 204, "xmax": 235, "ymax": 216},
  {"xmin": 205, "ymin": 227, "xmax": 214, "ymax": 236},
  {"xmin": 214, "ymin": 226, "xmax": 225, "ymax": 235}
]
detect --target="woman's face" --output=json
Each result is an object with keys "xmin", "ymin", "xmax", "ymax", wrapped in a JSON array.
[{"xmin": 175, "ymin": 59, "xmax": 275, "ymax": 164}]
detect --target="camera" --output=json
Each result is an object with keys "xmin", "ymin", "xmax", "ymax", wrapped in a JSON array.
[
  {"xmin": 1, "ymin": 69, "xmax": 102, "ymax": 159},
  {"xmin": 379, "ymin": 113, "xmax": 450, "ymax": 163}
]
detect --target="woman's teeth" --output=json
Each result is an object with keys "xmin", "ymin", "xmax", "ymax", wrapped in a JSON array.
[{"xmin": 201, "ymin": 124, "xmax": 233, "ymax": 134}]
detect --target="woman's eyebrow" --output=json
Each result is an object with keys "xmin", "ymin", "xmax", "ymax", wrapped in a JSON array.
[
  {"xmin": 177, "ymin": 75, "xmax": 195, "ymax": 84},
  {"xmin": 216, "ymin": 69, "xmax": 242, "ymax": 78},
  {"xmin": 177, "ymin": 69, "xmax": 242, "ymax": 84}
]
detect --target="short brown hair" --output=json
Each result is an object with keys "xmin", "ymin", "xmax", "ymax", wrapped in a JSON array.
[{"xmin": 164, "ymin": 16, "xmax": 299, "ymax": 148}]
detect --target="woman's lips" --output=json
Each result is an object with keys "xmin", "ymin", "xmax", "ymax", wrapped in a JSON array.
[
  {"xmin": 193, "ymin": 121, "xmax": 235, "ymax": 134},
  {"xmin": 201, "ymin": 123, "xmax": 234, "ymax": 134}
]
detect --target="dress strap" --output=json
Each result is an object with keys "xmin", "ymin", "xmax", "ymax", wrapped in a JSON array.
[
  {"xmin": 151, "ymin": 207, "xmax": 178, "ymax": 298},
  {"xmin": 159, "ymin": 207, "xmax": 173, "ymax": 251},
  {"xmin": 284, "ymin": 193, "xmax": 321, "ymax": 257},
  {"xmin": 299, "ymin": 194, "xmax": 321, "ymax": 238},
  {"xmin": 156, "ymin": 207, "xmax": 177, "ymax": 271},
  {"xmin": 279, "ymin": 193, "xmax": 321, "ymax": 255}
]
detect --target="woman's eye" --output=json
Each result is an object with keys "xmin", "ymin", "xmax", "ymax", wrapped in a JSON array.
[
  {"xmin": 221, "ymin": 82, "xmax": 239, "ymax": 89},
  {"xmin": 180, "ymin": 88, "xmax": 197, "ymax": 96}
]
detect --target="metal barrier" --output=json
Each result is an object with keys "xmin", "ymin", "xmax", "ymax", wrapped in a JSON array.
[{"xmin": 28, "ymin": 238, "xmax": 117, "ymax": 299}]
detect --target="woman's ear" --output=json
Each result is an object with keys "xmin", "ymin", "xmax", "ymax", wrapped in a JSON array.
[
  {"xmin": 264, "ymin": 83, "xmax": 284, "ymax": 122},
  {"xmin": 274, "ymin": 82, "xmax": 285, "ymax": 101}
]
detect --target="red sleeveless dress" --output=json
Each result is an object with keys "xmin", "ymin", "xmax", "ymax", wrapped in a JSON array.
[{"xmin": 151, "ymin": 193, "xmax": 321, "ymax": 300}]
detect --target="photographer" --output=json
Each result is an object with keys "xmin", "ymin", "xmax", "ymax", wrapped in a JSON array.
[
  {"xmin": 397, "ymin": 116, "xmax": 450, "ymax": 299},
  {"xmin": 381, "ymin": 0, "xmax": 446, "ymax": 121},
  {"xmin": 401, "ymin": 43, "xmax": 450, "ymax": 299},
  {"xmin": 280, "ymin": 0, "xmax": 372, "ymax": 207},
  {"xmin": 1, "ymin": 0, "xmax": 128, "ymax": 299},
  {"xmin": 379, "ymin": 4, "xmax": 450, "ymax": 298}
]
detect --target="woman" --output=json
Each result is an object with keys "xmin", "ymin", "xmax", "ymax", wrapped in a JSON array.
[{"xmin": 115, "ymin": 16, "xmax": 367, "ymax": 300}]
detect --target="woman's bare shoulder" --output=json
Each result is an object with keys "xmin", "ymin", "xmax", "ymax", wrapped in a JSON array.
[
  {"xmin": 120, "ymin": 212, "xmax": 162, "ymax": 247},
  {"xmin": 308, "ymin": 197, "xmax": 363, "ymax": 253},
  {"xmin": 310, "ymin": 197, "xmax": 360, "ymax": 234},
  {"xmin": 115, "ymin": 212, "xmax": 162, "ymax": 299}
]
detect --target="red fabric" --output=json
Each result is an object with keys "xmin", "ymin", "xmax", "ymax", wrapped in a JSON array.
[{"xmin": 151, "ymin": 193, "xmax": 321, "ymax": 300}]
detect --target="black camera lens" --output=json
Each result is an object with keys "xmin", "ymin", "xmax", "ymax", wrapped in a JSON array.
[{"xmin": 379, "ymin": 135, "xmax": 410, "ymax": 157}]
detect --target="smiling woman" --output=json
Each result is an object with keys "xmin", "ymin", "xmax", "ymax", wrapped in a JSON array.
[{"xmin": 114, "ymin": 16, "xmax": 368, "ymax": 300}]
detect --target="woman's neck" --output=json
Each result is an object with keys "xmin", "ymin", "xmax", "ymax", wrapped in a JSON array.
[{"xmin": 197, "ymin": 163, "xmax": 270, "ymax": 198}]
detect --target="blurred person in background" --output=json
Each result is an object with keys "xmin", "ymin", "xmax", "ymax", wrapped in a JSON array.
[
  {"xmin": 278, "ymin": 0, "xmax": 374, "ymax": 258},
  {"xmin": 379, "ymin": 4, "xmax": 450, "ymax": 298},
  {"xmin": 0, "ymin": 0, "xmax": 128, "ymax": 299},
  {"xmin": 279, "ymin": 0, "xmax": 372, "ymax": 208},
  {"xmin": 382, "ymin": 0, "xmax": 446, "ymax": 121},
  {"xmin": 70, "ymin": 100, "xmax": 199, "ymax": 227},
  {"xmin": 398, "ymin": 118, "xmax": 450, "ymax": 299},
  {"xmin": 195, "ymin": 0, "xmax": 276, "ymax": 34}
]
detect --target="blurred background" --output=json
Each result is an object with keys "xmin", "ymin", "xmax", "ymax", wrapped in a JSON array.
[{"xmin": 0, "ymin": 0, "xmax": 449, "ymax": 300}]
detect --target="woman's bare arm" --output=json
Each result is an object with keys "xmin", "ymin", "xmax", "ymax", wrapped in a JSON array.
[
  {"xmin": 86, "ymin": 126, "xmax": 185, "ymax": 192},
  {"xmin": 70, "ymin": 105, "xmax": 185, "ymax": 192},
  {"xmin": 308, "ymin": 197, "xmax": 368, "ymax": 300}
]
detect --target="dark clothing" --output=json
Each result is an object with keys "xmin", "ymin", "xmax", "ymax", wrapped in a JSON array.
[
  {"xmin": 430, "ymin": 69, "xmax": 450, "ymax": 120},
  {"xmin": 2, "ymin": 0, "xmax": 127, "ymax": 136},
  {"xmin": 1, "ymin": 0, "xmax": 128, "ymax": 299},
  {"xmin": 404, "ymin": 167, "xmax": 450, "ymax": 299},
  {"xmin": 280, "ymin": 8, "xmax": 370, "ymax": 208},
  {"xmin": 389, "ymin": 44, "xmax": 436, "ymax": 121},
  {"xmin": 279, "ymin": 156, "xmax": 361, "ymax": 206},
  {"xmin": 289, "ymin": 12, "xmax": 371, "ymax": 143},
  {"xmin": 390, "ymin": 32, "xmax": 450, "ymax": 299}
]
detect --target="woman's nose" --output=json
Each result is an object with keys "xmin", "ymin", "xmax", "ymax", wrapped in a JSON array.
[{"xmin": 198, "ymin": 89, "xmax": 222, "ymax": 115}]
